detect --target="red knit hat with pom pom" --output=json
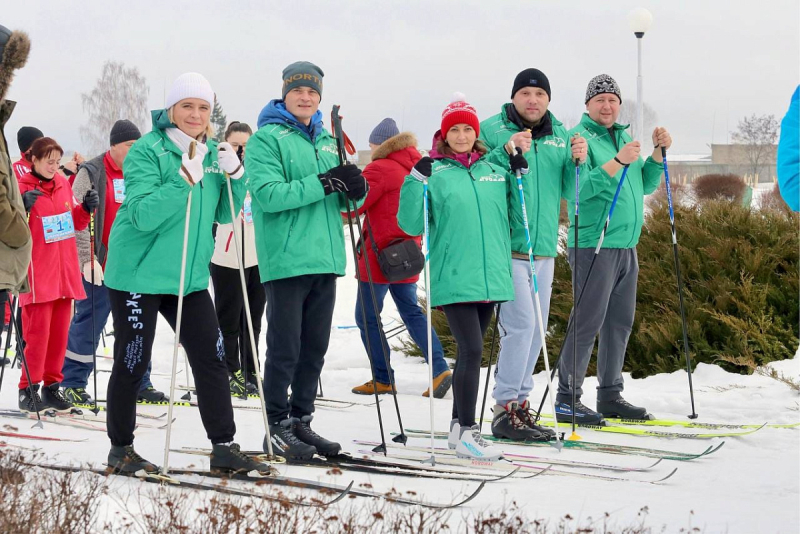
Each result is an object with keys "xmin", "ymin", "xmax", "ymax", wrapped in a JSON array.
[{"xmin": 440, "ymin": 92, "xmax": 480, "ymax": 137}]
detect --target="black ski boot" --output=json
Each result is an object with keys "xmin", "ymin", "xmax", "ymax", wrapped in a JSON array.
[
  {"xmin": 108, "ymin": 445, "xmax": 159, "ymax": 474},
  {"xmin": 516, "ymin": 400, "xmax": 557, "ymax": 439},
  {"xmin": 137, "ymin": 386, "xmax": 169, "ymax": 404},
  {"xmin": 555, "ymin": 399, "xmax": 604, "ymax": 425},
  {"xmin": 229, "ymin": 371, "xmax": 246, "ymax": 397},
  {"xmin": 210, "ymin": 443, "xmax": 271, "ymax": 474},
  {"xmin": 64, "ymin": 387, "xmax": 92, "ymax": 405},
  {"xmin": 491, "ymin": 402, "xmax": 549, "ymax": 442},
  {"xmin": 294, "ymin": 415, "xmax": 341, "ymax": 456},
  {"xmin": 596, "ymin": 397, "xmax": 650, "ymax": 420},
  {"xmin": 264, "ymin": 418, "xmax": 317, "ymax": 460},
  {"xmin": 41, "ymin": 383, "xmax": 74, "ymax": 413},
  {"xmin": 18, "ymin": 385, "xmax": 43, "ymax": 413}
]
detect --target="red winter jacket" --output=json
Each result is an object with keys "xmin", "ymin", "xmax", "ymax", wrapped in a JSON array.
[
  {"xmin": 17, "ymin": 171, "xmax": 89, "ymax": 306},
  {"xmin": 354, "ymin": 133, "xmax": 422, "ymax": 284}
]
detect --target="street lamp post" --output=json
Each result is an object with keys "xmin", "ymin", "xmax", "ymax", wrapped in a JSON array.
[{"xmin": 629, "ymin": 8, "xmax": 653, "ymax": 143}]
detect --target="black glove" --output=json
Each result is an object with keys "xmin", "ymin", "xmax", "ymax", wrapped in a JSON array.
[
  {"xmin": 22, "ymin": 189, "xmax": 43, "ymax": 212},
  {"xmin": 343, "ymin": 172, "xmax": 369, "ymax": 200},
  {"xmin": 82, "ymin": 189, "xmax": 100, "ymax": 213},
  {"xmin": 410, "ymin": 156, "xmax": 433, "ymax": 181},
  {"xmin": 318, "ymin": 164, "xmax": 362, "ymax": 195},
  {"xmin": 59, "ymin": 165, "xmax": 75, "ymax": 177},
  {"xmin": 509, "ymin": 148, "xmax": 529, "ymax": 175}
]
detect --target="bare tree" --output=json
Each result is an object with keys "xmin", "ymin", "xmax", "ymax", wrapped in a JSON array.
[
  {"xmin": 80, "ymin": 61, "xmax": 149, "ymax": 157},
  {"xmin": 731, "ymin": 114, "xmax": 779, "ymax": 178},
  {"xmin": 618, "ymin": 100, "xmax": 659, "ymax": 142}
]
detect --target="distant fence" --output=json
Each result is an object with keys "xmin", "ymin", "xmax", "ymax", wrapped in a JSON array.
[{"xmin": 666, "ymin": 163, "xmax": 777, "ymax": 186}]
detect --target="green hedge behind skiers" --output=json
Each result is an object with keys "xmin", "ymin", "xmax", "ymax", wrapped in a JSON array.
[{"xmin": 399, "ymin": 198, "xmax": 799, "ymax": 377}]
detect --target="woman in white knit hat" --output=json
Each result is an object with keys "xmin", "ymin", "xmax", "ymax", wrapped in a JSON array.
[{"xmin": 102, "ymin": 72, "xmax": 267, "ymax": 474}]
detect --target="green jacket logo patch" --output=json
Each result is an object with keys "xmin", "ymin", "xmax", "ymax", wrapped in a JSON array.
[
  {"xmin": 479, "ymin": 174, "xmax": 506, "ymax": 183},
  {"xmin": 544, "ymin": 136, "xmax": 566, "ymax": 148}
]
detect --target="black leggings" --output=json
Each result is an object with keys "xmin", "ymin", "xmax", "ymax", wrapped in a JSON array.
[
  {"xmin": 442, "ymin": 302, "xmax": 495, "ymax": 427},
  {"xmin": 106, "ymin": 289, "xmax": 235, "ymax": 446},
  {"xmin": 210, "ymin": 263, "xmax": 266, "ymax": 378}
]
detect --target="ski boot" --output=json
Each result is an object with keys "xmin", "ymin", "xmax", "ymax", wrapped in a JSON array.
[
  {"xmin": 210, "ymin": 443, "xmax": 271, "ymax": 474},
  {"xmin": 108, "ymin": 445, "xmax": 159, "ymax": 474},
  {"xmin": 447, "ymin": 418, "xmax": 460, "ymax": 449},
  {"xmin": 455, "ymin": 424, "xmax": 502, "ymax": 461},
  {"xmin": 137, "ymin": 386, "xmax": 169, "ymax": 404},
  {"xmin": 265, "ymin": 418, "xmax": 317, "ymax": 460},
  {"xmin": 18, "ymin": 384, "xmax": 43, "ymax": 414},
  {"xmin": 64, "ymin": 387, "xmax": 92, "ymax": 405},
  {"xmin": 555, "ymin": 398, "xmax": 604, "ymax": 425},
  {"xmin": 294, "ymin": 415, "xmax": 341, "ymax": 456},
  {"xmin": 41, "ymin": 383, "xmax": 74, "ymax": 413},
  {"xmin": 596, "ymin": 397, "xmax": 650, "ymax": 420},
  {"xmin": 515, "ymin": 400, "xmax": 557, "ymax": 439},
  {"xmin": 491, "ymin": 401, "xmax": 549, "ymax": 442},
  {"xmin": 229, "ymin": 370, "xmax": 247, "ymax": 397}
]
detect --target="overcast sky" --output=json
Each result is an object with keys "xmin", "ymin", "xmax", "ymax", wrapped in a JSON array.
[{"xmin": 3, "ymin": 0, "xmax": 798, "ymax": 156}]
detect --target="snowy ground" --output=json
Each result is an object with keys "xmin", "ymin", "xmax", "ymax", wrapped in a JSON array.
[{"xmin": 1, "ymin": 241, "xmax": 798, "ymax": 533}]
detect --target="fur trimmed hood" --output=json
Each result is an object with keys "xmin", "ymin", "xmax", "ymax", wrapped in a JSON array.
[
  {"xmin": 371, "ymin": 132, "xmax": 418, "ymax": 161},
  {"xmin": 0, "ymin": 31, "xmax": 30, "ymax": 103}
]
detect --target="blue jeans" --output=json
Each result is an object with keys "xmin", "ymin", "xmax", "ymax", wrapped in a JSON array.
[
  {"xmin": 354, "ymin": 281, "xmax": 448, "ymax": 385},
  {"xmin": 62, "ymin": 279, "xmax": 154, "ymax": 392}
]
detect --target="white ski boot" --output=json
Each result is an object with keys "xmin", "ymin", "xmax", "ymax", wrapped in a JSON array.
[
  {"xmin": 447, "ymin": 418, "xmax": 460, "ymax": 449},
  {"xmin": 455, "ymin": 424, "xmax": 502, "ymax": 461}
]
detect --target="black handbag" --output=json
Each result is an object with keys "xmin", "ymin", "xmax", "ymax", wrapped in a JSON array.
[{"xmin": 365, "ymin": 215, "xmax": 425, "ymax": 282}]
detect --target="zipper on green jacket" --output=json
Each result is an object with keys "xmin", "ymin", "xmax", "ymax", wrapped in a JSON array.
[
  {"xmin": 532, "ymin": 140, "xmax": 540, "ymax": 253},
  {"xmin": 436, "ymin": 243, "xmax": 449, "ymax": 281},
  {"xmin": 626, "ymin": 172, "xmax": 638, "ymax": 248},
  {"xmin": 187, "ymin": 183, "xmax": 203, "ymax": 292},
  {"xmin": 467, "ymin": 166, "xmax": 490, "ymax": 300},
  {"xmin": 314, "ymin": 145, "xmax": 337, "ymax": 271},
  {"xmin": 283, "ymin": 216, "xmax": 296, "ymax": 252},
  {"xmin": 134, "ymin": 236, "xmax": 158, "ymax": 274}
]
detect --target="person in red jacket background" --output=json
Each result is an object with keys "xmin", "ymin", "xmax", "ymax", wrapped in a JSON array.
[
  {"xmin": 17, "ymin": 137, "xmax": 98, "ymax": 413},
  {"xmin": 350, "ymin": 118, "xmax": 451, "ymax": 398}
]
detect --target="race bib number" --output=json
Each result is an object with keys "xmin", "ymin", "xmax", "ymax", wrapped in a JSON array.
[
  {"xmin": 113, "ymin": 178, "xmax": 126, "ymax": 203},
  {"xmin": 42, "ymin": 211, "xmax": 75, "ymax": 243},
  {"xmin": 243, "ymin": 196, "xmax": 253, "ymax": 224}
]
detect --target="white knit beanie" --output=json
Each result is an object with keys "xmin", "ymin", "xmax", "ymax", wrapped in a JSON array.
[{"xmin": 165, "ymin": 72, "xmax": 214, "ymax": 109}]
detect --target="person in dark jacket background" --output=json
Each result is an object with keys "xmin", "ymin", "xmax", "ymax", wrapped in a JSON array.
[{"xmin": 0, "ymin": 24, "xmax": 32, "ymax": 363}]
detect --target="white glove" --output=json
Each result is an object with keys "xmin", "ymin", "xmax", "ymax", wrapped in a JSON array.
[
  {"xmin": 179, "ymin": 150, "xmax": 206, "ymax": 186},
  {"xmin": 217, "ymin": 142, "xmax": 244, "ymax": 179},
  {"xmin": 82, "ymin": 260, "xmax": 104, "ymax": 286}
]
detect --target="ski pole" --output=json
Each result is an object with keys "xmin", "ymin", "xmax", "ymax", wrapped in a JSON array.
[
  {"xmin": 163, "ymin": 141, "xmax": 196, "ymax": 475},
  {"xmin": 478, "ymin": 304, "xmax": 500, "ymax": 434},
  {"xmin": 0, "ymin": 295, "xmax": 17, "ymax": 393},
  {"xmin": 239, "ymin": 216, "xmax": 250, "ymax": 401},
  {"xmin": 569, "ymin": 150, "xmax": 581, "ymax": 441},
  {"xmin": 359, "ymin": 214, "xmax": 408, "ymax": 445},
  {"xmin": 89, "ymin": 206, "xmax": 99, "ymax": 415},
  {"xmin": 317, "ymin": 377, "xmax": 324, "ymax": 398},
  {"xmin": 510, "ymin": 142, "xmax": 563, "ymax": 448},
  {"xmin": 223, "ymin": 177, "xmax": 276, "ymax": 458},
  {"xmin": 421, "ymin": 166, "xmax": 436, "ymax": 465},
  {"xmin": 10, "ymin": 301, "xmax": 24, "ymax": 370},
  {"xmin": 533, "ymin": 164, "xmax": 630, "ymax": 425},
  {"xmin": 331, "ymin": 106, "xmax": 392, "ymax": 454},
  {"xmin": 661, "ymin": 147, "xmax": 698, "ymax": 419},
  {"xmin": 7, "ymin": 292, "xmax": 43, "ymax": 427}
]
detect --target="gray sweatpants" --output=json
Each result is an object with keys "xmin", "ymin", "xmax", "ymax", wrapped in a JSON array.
[
  {"xmin": 493, "ymin": 257, "xmax": 554, "ymax": 406},
  {"xmin": 557, "ymin": 247, "xmax": 638, "ymax": 403}
]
